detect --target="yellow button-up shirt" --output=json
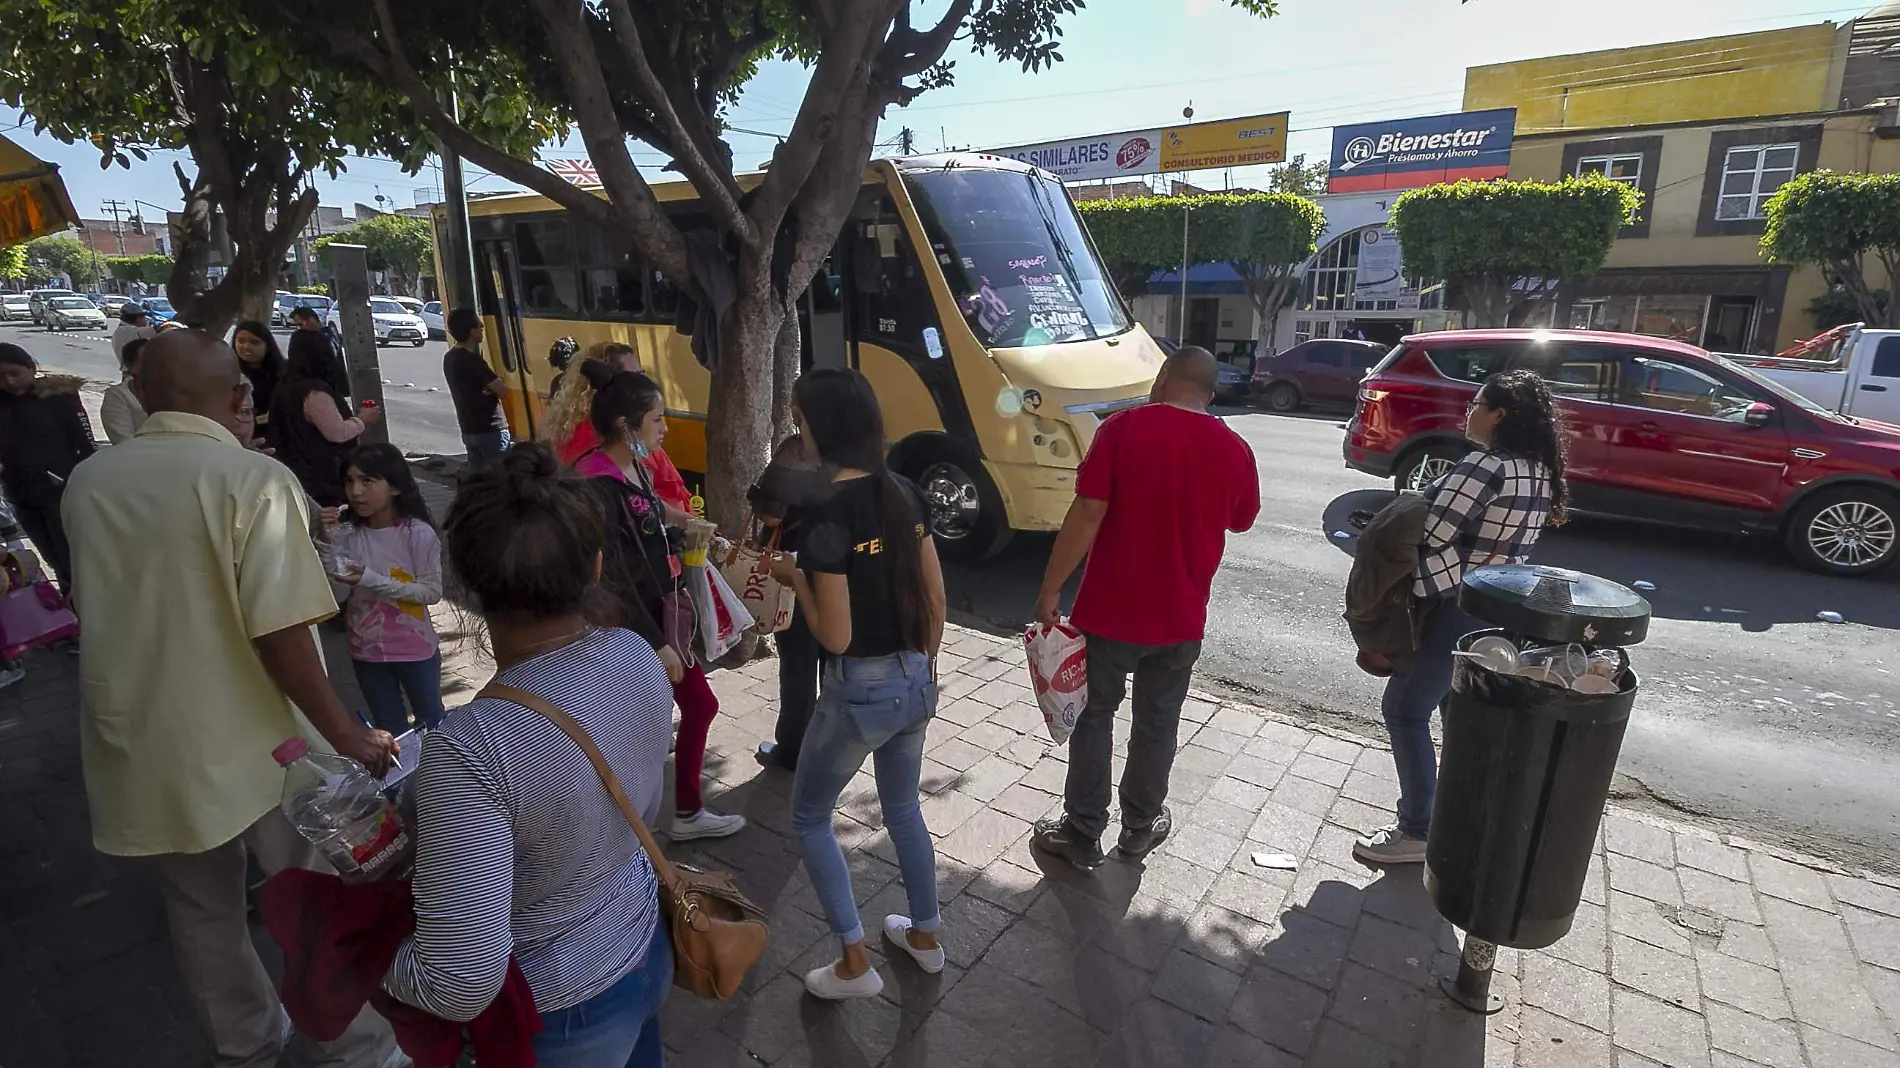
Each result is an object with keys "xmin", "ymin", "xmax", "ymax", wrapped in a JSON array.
[{"xmin": 63, "ymin": 411, "xmax": 341, "ymax": 856}]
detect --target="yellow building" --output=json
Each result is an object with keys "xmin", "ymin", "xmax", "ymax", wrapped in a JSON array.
[{"xmin": 1463, "ymin": 9, "xmax": 1900, "ymax": 352}]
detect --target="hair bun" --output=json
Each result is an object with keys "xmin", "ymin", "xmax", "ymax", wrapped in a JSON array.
[{"xmin": 578, "ymin": 358, "xmax": 616, "ymax": 391}]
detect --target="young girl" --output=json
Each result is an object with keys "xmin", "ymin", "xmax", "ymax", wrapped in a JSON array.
[
  {"xmin": 574, "ymin": 363, "xmax": 742, "ymax": 842},
  {"xmin": 324, "ymin": 443, "xmax": 447, "ymax": 734}
]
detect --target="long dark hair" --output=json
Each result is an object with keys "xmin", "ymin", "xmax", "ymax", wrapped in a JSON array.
[
  {"xmin": 347, "ymin": 443, "xmax": 435, "ymax": 528},
  {"xmin": 233, "ymin": 320, "xmax": 286, "ymax": 376},
  {"xmin": 584, "ymin": 360, "xmax": 663, "ymax": 443},
  {"xmin": 1479, "ymin": 369, "xmax": 1569, "ymax": 526},
  {"xmin": 794, "ymin": 368, "xmax": 932, "ymax": 653},
  {"xmin": 443, "ymin": 443, "xmax": 605, "ymax": 623}
]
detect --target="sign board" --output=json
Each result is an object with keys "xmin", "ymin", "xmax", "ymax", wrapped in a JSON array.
[
  {"xmin": 1354, "ymin": 227, "xmax": 1403, "ymax": 301},
  {"xmin": 1328, "ymin": 108, "xmax": 1516, "ymax": 194},
  {"xmin": 992, "ymin": 112, "xmax": 1289, "ymax": 182}
]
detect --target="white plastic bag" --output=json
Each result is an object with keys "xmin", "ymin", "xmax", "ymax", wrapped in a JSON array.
[
  {"xmin": 1024, "ymin": 621, "xmax": 1088, "ymax": 744},
  {"xmin": 683, "ymin": 564, "xmax": 745, "ymax": 662}
]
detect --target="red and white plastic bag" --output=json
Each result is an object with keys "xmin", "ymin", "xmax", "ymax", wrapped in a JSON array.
[{"xmin": 1024, "ymin": 621, "xmax": 1088, "ymax": 745}]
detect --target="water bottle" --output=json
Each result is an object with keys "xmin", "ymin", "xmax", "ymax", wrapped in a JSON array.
[{"xmin": 272, "ymin": 737, "xmax": 411, "ymax": 882}]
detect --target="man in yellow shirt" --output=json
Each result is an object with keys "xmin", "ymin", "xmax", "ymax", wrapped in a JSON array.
[{"xmin": 63, "ymin": 330, "xmax": 402, "ymax": 1068}]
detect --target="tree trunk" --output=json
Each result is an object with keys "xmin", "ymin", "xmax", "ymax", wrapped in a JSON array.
[
  {"xmin": 772, "ymin": 312, "xmax": 801, "ymax": 448},
  {"xmin": 700, "ymin": 280, "xmax": 783, "ymax": 533},
  {"xmin": 1463, "ymin": 279, "xmax": 1511, "ymax": 329}
]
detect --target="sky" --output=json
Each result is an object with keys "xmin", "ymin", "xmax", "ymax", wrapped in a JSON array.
[{"xmin": 0, "ymin": 0, "xmax": 1880, "ymax": 225}]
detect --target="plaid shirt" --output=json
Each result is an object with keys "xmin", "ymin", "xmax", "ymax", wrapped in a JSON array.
[{"xmin": 1413, "ymin": 449, "xmax": 1552, "ymax": 599}]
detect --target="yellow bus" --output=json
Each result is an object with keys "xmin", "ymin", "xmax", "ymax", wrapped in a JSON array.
[{"xmin": 442, "ymin": 152, "xmax": 1166, "ymax": 557}]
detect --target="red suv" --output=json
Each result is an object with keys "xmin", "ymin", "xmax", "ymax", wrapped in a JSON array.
[
  {"xmin": 1252, "ymin": 339, "xmax": 1389, "ymax": 412},
  {"xmin": 1344, "ymin": 329, "xmax": 1900, "ymax": 576}
]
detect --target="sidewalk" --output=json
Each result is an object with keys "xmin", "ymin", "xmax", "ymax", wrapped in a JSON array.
[{"xmin": 4, "ymin": 612, "xmax": 1899, "ymax": 1068}]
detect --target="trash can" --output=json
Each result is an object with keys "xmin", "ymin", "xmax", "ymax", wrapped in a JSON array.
[{"xmin": 1424, "ymin": 564, "xmax": 1650, "ymax": 1012}]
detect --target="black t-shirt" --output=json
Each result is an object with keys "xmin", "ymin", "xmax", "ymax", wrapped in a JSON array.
[
  {"xmin": 444, "ymin": 346, "xmax": 502, "ymax": 434},
  {"xmin": 800, "ymin": 474, "xmax": 930, "ymax": 659}
]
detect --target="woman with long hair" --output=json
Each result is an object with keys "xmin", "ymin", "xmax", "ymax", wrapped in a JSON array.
[
  {"xmin": 1354, "ymin": 369, "xmax": 1565, "ymax": 865},
  {"xmin": 542, "ymin": 341, "xmax": 640, "ymax": 466},
  {"xmin": 574, "ymin": 362, "xmax": 744, "ymax": 842},
  {"xmin": 383, "ymin": 444, "xmax": 674, "ymax": 1067},
  {"xmin": 269, "ymin": 331, "xmax": 379, "ymax": 507},
  {"xmin": 766, "ymin": 367, "xmax": 949, "ymax": 1000},
  {"xmin": 231, "ymin": 320, "xmax": 287, "ymax": 446}
]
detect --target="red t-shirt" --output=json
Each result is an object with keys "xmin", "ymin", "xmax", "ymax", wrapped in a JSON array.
[{"xmin": 1068, "ymin": 404, "xmax": 1260, "ymax": 646}]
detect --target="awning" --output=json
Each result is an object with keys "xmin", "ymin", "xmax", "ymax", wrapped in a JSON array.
[{"xmin": 0, "ymin": 134, "xmax": 80, "ymax": 246}]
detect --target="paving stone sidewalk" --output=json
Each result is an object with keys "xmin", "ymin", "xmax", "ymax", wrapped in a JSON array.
[{"xmin": 6, "ymin": 606, "xmax": 1900, "ymax": 1068}]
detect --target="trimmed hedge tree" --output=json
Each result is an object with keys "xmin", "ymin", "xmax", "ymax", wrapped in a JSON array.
[
  {"xmin": 1390, "ymin": 176, "xmax": 1639, "ymax": 328},
  {"xmin": 1763, "ymin": 171, "xmax": 1900, "ymax": 330},
  {"xmin": 1080, "ymin": 191, "xmax": 1325, "ymax": 350}
]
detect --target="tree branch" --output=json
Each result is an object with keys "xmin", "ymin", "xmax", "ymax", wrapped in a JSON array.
[{"xmin": 878, "ymin": 0, "xmax": 974, "ymax": 79}]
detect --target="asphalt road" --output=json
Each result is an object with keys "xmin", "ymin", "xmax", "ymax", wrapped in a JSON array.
[
  {"xmin": 945, "ymin": 406, "xmax": 1900, "ymax": 872},
  {"xmin": 19, "ymin": 315, "xmax": 1896, "ymax": 869},
  {"xmin": 4, "ymin": 320, "xmax": 467, "ymax": 459}
]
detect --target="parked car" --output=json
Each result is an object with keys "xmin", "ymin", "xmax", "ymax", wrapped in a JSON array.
[
  {"xmin": 325, "ymin": 297, "xmax": 428, "ymax": 347},
  {"xmin": 270, "ymin": 290, "xmax": 298, "ymax": 326},
  {"xmin": 43, "ymin": 296, "xmax": 108, "ymax": 331},
  {"xmin": 27, "ymin": 288, "xmax": 75, "ymax": 324},
  {"xmin": 0, "ymin": 294, "xmax": 31, "ymax": 321},
  {"xmin": 388, "ymin": 295, "xmax": 424, "ymax": 316},
  {"xmin": 1252, "ymin": 339, "xmax": 1389, "ymax": 412},
  {"xmin": 1344, "ymin": 328, "xmax": 1900, "ymax": 576},
  {"xmin": 284, "ymin": 294, "xmax": 333, "ymax": 321},
  {"xmin": 420, "ymin": 300, "xmax": 444, "ymax": 339},
  {"xmin": 140, "ymin": 296, "xmax": 177, "ymax": 323},
  {"xmin": 1717, "ymin": 324, "xmax": 1900, "ymax": 426},
  {"xmin": 92, "ymin": 294, "xmax": 131, "ymax": 316}
]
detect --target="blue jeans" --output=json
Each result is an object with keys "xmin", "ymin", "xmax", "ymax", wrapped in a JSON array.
[
  {"xmin": 352, "ymin": 655, "xmax": 445, "ymax": 733},
  {"xmin": 533, "ymin": 922, "xmax": 671, "ymax": 1068},
  {"xmin": 792, "ymin": 651, "xmax": 941, "ymax": 947},
  {"xmin": 1380, "ymin": 596, "xmax": 1477, "ymax": 838},
  {"xmin": 462, "ymin": 429, "xmax": 512, "ymax": 473}
]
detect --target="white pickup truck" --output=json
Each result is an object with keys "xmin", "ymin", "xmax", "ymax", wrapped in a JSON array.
[{"xmin": 1721, "ymin": 324, "xmax": 1900, "ymax": 425}]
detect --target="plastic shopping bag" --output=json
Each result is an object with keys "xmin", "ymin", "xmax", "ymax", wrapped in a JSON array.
[
  {"xmin": 684, "ymin": 564, "xmax": 745, "ymax": 663},
  {"xmin": 1024, "ymin": 621, "xmax": 1088, "ymax": 745}
]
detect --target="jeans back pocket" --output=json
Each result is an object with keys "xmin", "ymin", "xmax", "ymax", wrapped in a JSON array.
[{"xmin": 839, "ymin": 684, "xmax": 931, "ymax": 749}]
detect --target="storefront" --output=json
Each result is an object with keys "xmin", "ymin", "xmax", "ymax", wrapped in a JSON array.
[
  {"xmin": 1553, "ymin": 266, "xmax": 1792, "ymax": 354},
  {"xmin": 1279, "ymin": 190, "xmax": 1459, "ymax": 351}
]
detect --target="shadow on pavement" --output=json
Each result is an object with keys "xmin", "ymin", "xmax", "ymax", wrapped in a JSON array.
[{"xmin": 1320, "ymin": 490, "xmax": 1900, "ymax": 632}]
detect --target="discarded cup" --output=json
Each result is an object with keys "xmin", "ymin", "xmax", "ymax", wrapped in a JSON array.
[
  {"xmin": 1632, "ymin": 580, "xmax": 1657, "ymax": 591},
  {"xmin": 1251, "ymin": 852, "xmax": 1299, "ymax": 870},
  {"xmin": 1514, "ymin": 664, "xmax": 1565, "ymax": 686},
  {"xmin": 1817, "ymin": 611, "xmax": 1846, "ymax": 624},
  {"xmin": 1570, "ymin": 674, "xmax": 1618, "ymax": 695},
  {"xmin": 1458, "ymin": 635, "xmax": 1521, "ymax": 674}
]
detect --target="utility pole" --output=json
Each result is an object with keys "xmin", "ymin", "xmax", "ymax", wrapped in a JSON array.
[
  {"xmin": 898, "ymin": 127, "xmax": 916, "ymax": 155},
  {"xmin": 101, "ymin": 199, "xmax": 129, "ymax": 255}
]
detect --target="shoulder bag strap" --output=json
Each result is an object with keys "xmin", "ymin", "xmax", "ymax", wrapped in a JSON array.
[{"xmin": 477, "ymin": 682, "xmax": 682, "ymax": 899}]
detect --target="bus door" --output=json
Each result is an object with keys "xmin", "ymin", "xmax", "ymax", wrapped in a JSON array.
[
  {"xmin": 473, "ymin": 238, "xmax": 538, "ymax": 438},
  {"xmin": 804, "ymin": 250, "xmax": 849, "ymax": 371}
]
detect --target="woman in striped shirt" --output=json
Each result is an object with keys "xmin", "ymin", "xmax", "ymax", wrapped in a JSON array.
[
  {"xmin": 381, "ymin": 443, "xmax": 676, "ymax": 1067},
  {"xmin": 1354, "ymin": 370, "xmax": 1565, "ymax": 866}
]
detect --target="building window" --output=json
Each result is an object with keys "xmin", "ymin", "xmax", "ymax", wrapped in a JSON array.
[
  {"xmin": 1716, "ymin": 144, "xmax": 1798, "ymax": 221},
  {"xmin": 1298, "ymin": 228, "xmax": 1443, "ymax": 313},
  {"xmin": 1577, "ymin": 154, "xmax": 1642, "ymax": 188}
]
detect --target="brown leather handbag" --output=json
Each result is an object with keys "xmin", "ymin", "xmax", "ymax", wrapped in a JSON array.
[{"xmin": 479, "ymin": 683, "xmax": 770, "ymax": 999}]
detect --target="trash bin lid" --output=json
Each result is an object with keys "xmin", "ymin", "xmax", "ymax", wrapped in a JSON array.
[{"xmin": 1458, "ymin": 564, "xmax": 1650, "ymax": 646}]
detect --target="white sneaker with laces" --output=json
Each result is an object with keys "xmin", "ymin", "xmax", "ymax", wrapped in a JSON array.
[
  {"xmin": 882, "ymin": 915, "xmax": 946, "ymax": 974},
  {"xmin": 803, "ymin": 961, "xmax": 884, "ymax": 1000},
  {"xmin": 1353, "ymin": 824, "xmax": 1428, "ymax": 864},
  {"xmin": 670, "ymin": 808, "xmax": 746, "ymax": 841}
]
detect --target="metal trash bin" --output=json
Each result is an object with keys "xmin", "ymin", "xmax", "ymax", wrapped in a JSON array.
[{"xmin": 1424, "ymin": 564, "xmax": 1650, "ymax": 1012}]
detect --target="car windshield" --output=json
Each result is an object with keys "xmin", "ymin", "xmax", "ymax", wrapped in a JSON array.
[
  {"xmin": 2, "ymin": 296, "xmax": 28, "ymax": 304},
  {"xmin": 904, "ymin": 165, "xmax": 1130, "ymax": 348},
  {"xmin": 1706, "ymin": 351, "xmax": 1839, "ymax": 419},
  {"xmin": 50, "ymin": 298, "xmax": 93, "ymax": 309},
  {"xmin": 145, "ymin": 298, "xmax": 174, "ymax": 313},
  {"xmin": 369, "ymin": 299, "xmax": 407, "ymax": 315}
]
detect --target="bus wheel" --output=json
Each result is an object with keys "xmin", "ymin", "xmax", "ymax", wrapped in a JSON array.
[{"xmin": 913, "ymin": 452, "xmax": 1010, "ymax": 562}]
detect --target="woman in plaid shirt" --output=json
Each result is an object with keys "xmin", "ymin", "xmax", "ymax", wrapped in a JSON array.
[{"xmin": 1354, "ymin": 370, "xmax": 1568, "ymax": 865}]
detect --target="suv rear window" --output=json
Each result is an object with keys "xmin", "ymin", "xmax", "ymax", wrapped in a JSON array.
[{"xmin": 1418, "ymin": 343, "xmax": 1521, "ymax": 383}]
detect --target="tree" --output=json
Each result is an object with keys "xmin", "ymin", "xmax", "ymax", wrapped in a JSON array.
[
  {"xmin": 1763, "ymin": 171, "xmax": 1900, "ymax": 330},
  {"xmin": 0, "ymin": 0, "xmax": 553, "ymax": 333},
  {"xmin": 1390, "ymin": 176, "xmax": 1639, "ymax": 328},
  {"xmin": 256, "ymin": 0, "xmax": 1279, "ymax": 525},
  {"xmin": 107, "ymin": 254, "xmax": 176, "ymax": 286},
  {"xmin": 25, "ymin": 235, "xmax": 108, "ymax": 287},
  {"xmin": 1266, "ymin": 154, "xmax": 1330, "ymax": 198},
  {"xmin": 0, "ymin": 245, "xmax": 26, "ymax": 284},
  {"xmin": 1080, "ymin": 191, "xmax": 1324, "ymax": 349},
  {"xmin": 316, "ymin": 214, "xmax": 434, "ymax": 295}
]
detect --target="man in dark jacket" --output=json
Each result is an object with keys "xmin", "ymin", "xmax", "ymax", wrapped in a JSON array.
[{"xmin": 0, "ymin": 344, "xmax": 94, "ymax": 591}]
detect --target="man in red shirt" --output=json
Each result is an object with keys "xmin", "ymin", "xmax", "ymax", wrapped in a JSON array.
[{"xmin": 1031, "ymin": 346, "xmax": 1260, "ymax": 869}]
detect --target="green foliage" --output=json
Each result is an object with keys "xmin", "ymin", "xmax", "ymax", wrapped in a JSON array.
[
  {"xmin": 1079, "ymin": 192, "xmax": 1326, "ymax": 296},
  {"xmin": 1266, "ymin": 154, "xmax": 1330, "ymax": 198},
  {"xmin": 106, "ymin": 253, "xmax": 175, "ymax": 286},
  {"xmin": 0, "ymin": 245, "xmax": 27, "ymax": 283},
  {"xmin": 1391, "ymin": 176, "xmax": 1639, "ymax": 327},
  {"xmin": 314, "ymin": 214, "xmax": 434, "ymax": 293},
  {"xmin": 25, "ymin": 236, "xmax": 107, "ymax": 285},
  {"xmin": 1763, "ymin": 172, "xmax": 1900, "ymax": 329},
  {"xmin": 1807, "ymin": 285, "xmax": 1890, "ymax": 332}
]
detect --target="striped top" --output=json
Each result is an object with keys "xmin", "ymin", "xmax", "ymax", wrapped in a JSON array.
[{"xmin": 382, "ymin": 627, "xmax": 673, "ymax": 1021}]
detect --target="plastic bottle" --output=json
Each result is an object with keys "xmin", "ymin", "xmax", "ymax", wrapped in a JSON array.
[{"xmin": 272, "ymin": 736, "xmax": 411, "ymax": 882}]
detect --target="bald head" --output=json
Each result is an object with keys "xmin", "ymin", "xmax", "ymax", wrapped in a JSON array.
[
  {"xmin": 135, "ymin": 329, "xmax": 246, "ymax": 426},
  {"xmin": 1152, "ymin": 344, "xmax": 1219, "ymax": 406}
]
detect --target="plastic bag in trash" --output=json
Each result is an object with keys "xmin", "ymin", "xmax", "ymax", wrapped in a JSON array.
[{"xmin": 1024, "ymin": 621, "xmax": 1088, "ymax": 745}]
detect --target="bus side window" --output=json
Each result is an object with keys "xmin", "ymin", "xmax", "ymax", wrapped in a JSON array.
[
  {"xmin": 581, "ymin": 228, "xmax": 645, "ymax": 320},
  {"xmin": 514, "ymin": 215, "xmax": 580, "ymax": 317},
  {"xmin": 851, "ymin": 198, "xmax": 936, "ymax": 356},
  {"xmin": 649, "ymin": 264, "xmax": 680, "ymax": 320}
]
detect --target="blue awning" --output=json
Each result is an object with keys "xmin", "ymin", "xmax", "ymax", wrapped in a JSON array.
[{"xmin": 1145, "ymin": 262, "xmax": 1246, "ymax": 296}]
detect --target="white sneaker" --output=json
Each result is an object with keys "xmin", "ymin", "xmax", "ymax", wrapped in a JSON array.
[
  {"xmin": 1353, "ymin": 824, "xmax": 1428, "ymax": 865},
  {"xmin": 882, "ymin": 915, "xmax": 946, "ymax": 974},
  {"xmin": 670, "ymin": 808, "xmax": 746, "ymax": 841},
  {"xmin": 803, "ymin": 961, "xmax": 884, "ymax": 1000}
]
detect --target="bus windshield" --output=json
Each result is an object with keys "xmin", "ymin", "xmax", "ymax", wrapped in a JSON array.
[{"xmin": 904, "ymin": 166, "xmax": 1130, "ymax": 349}]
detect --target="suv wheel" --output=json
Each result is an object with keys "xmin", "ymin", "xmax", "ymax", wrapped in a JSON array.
[
  {"xmin": 1786, "ymin": 486, "xmax": 1900, "ymax": 576},
  {"xmin": 910, "ymin": 450, "xmax": 1011, "ymax": 563},
  {"xmin": 1264, "ymin": 382, "xmax": 1300, "ymax": 413},
  {"xmin": 1396, "ymin": 443, "xmax": 1466, "ymax": 494}
]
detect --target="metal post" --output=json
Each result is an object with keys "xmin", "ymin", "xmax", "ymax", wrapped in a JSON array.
[
  {"xmin": 1177, "ymin": 204, "xmax": 1191, "ymax": 346},
  {"xmin": 1442, "ymin": 934, "xmax": 1505, "ymax": 1014},
  {"xmin": 328, "ymin": 243, "xmax": 389, "ymax": 446},
  {"xmin": 435, "ymin": 90, "xmax": 479, "ymax": 314}
]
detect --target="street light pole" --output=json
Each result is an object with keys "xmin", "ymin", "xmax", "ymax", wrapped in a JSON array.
[{"xmin": 1178, "ymin": 203, "xmax": 1191, "ymax": 346}]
